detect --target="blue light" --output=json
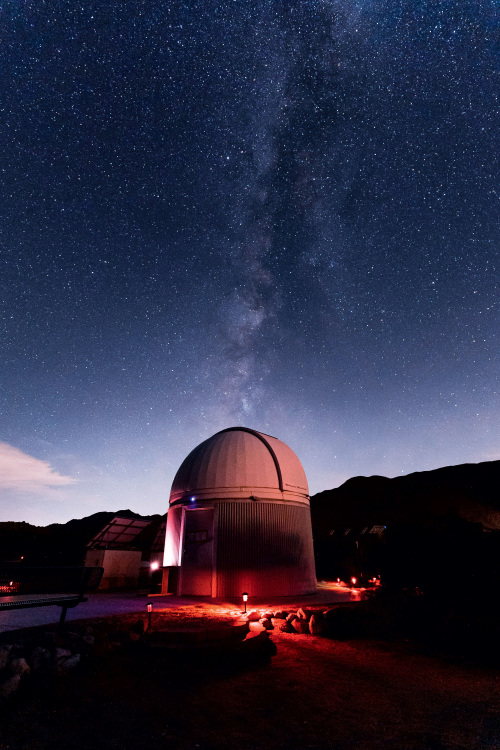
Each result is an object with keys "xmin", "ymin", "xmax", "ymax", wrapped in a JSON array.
[{"xmin": 190, "ymin": 496, "xmax": 196, "ymax": 503}]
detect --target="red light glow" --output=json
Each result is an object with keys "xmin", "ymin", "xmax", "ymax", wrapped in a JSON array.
[{"xmin": 0, "ymin": 581, "xmax": 19, "ymax": 594}]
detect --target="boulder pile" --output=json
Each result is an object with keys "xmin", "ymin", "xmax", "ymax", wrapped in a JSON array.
[
  {"xmin": 0, "ymin": 614, "xmax": 275, "ymax": 701},
  {"xmin": 243, "ymin": 604, "xmax": 359, "ymax": 638},
  {"xmin": 0, "ymin": 618, "xmax": 150, "ymax": 700},
  {"xmin": 0, "ymin": 629, "xmax": 93, "ymax": 699}
]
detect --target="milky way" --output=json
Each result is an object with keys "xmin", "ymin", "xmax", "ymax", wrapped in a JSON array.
[{"xmin": 1, "ymin": 1, "xmax": 498, "ymax": 524}]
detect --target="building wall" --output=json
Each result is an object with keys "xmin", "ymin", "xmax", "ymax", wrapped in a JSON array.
[
  {"xmin": 163, "ymin": 505, "xmax": 183, "ymax": 567},
  {"xmin": 85, "ymin": 549, "xmax": 142, "ymax": 590},
  {"xmin": 215, "ymin": 501, "xmax": 316, "ymax": 597},
  {"xmin": 163, "ymin": 499, "xmax": 317, "ymax": 597}
]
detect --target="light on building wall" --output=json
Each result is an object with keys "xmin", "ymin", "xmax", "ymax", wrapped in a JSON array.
[
  {"xmin": 242, "ymin": 592, "xmax": 248, "ymax": 613},
  {"xmin": 351, "ymin": 577, "xmax": 357, "ymax": 586},
  {"xmin": 190, "ymin": 496, "xmax": 196, "ymax": 503},
  {"xmin": 150, "ymin": 561, "xmax": 159, "ymax": 571}
]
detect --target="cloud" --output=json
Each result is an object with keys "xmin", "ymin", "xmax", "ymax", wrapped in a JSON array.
[{"xmin": 0, "ymin": 442, "xmax": 77, "ymax": 494}]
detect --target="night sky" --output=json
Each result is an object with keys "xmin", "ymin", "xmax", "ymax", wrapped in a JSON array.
[{"xmin": 1, "ymin": 1, "xmax": 498, "ymax": 525}]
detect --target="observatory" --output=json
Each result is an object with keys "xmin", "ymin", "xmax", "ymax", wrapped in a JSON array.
[{"xmin": 162, "ymin": 427, "xmax": 317, "ymax": 597}]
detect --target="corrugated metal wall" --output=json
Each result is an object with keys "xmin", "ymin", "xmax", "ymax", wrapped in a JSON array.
[{"xmin": 216, "ymin": 502, "xmax": 316, "ymax": 597}]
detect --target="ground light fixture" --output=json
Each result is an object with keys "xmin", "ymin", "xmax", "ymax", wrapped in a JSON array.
[
  {"xmin": 147, "ymin": 602, "xmax": 153, "ymax": 629},
  {"xmin": 242, "ymin": 592, "xmax": 248, "ymax": 613}
]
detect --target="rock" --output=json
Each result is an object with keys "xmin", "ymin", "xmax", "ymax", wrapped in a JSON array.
[
  {"xmin": 11, "ymin": 637, "xmax": 32, "ymax": 652},
  {"xmin": 291, "ymin": 617, "xmax": 310, "ymax": 634},
  {"xmin": 296, "ymin": 608, "xmax": 308, "ymax": 620},
  {"xmin": 236, "ymin": 630, "xmax": 277, "ymax": 659},
  {"xmin": 0, "ymin": 674, "xmax": 21, "ymax": 698},
  {"xmin": 57, "ymin": 654, "xmax": 81, "ymax": 673},
  {"xmin": 271, "ymin": 618, "xmax": 285, "ymax": 629},
  {"xmin": 261, "ymin": 611, "xmax": 274, "ymax": 620},
  {"xmin": 323, "ymin": 607, "xmax": 340, "ymax": 620},
  {"xmin": 29, "ymin": 647, "xmax": 51, "ymax": 672},
  {"xmin": 55, "ymin": 648, "xmax": 72, "ymax": 665},
  {"xmin": 9, "ymin": 657, "xmax": 30, "ymax": 677},
  {"xmin": 128, "ymin": 633, "xmax": 141, "ymax": 642},
  {"xmin": 285, "ymin": 613, "xmax": 297, "ymax": 624},
  {"xmin": 259, "ymin": 618, "xmax": 274, "ymax": 630},
  {"xmin": 309, "ymin": 615, "xmax": 325, "ymax": 636},
  {"xmin": 0, "ymin": 646, "xmax": 13, "ymax": 671},
  {"xmin": 322, "ymin": 606, "xmax": 356, "ymax": 638},
  {"xmin": 304, "ymin": 608, "xmax": 325, "ymax": 620},
  {"xmin": 243, "ymin": 610, "xmax": 261, "ymax": 622},
  {"xmin": 273, "ymin": 610, "xmax": 288, "ymax": 619},
  {"xmin": 279, "ymin": 620, "xmax": 296, "ymax": 633},
  {"xmin": 233, "ymin": 620, "xmax": 250, "ymax": 638},
  {"xmin": 82, "ymin": 634, "xmax": 95, "ymax": 647}
]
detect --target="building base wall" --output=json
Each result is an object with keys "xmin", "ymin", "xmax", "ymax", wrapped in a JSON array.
[
  {"xmin": 215, "ymin": 501, "xmax": 316, "ymax": 597},
  {"xmin": 84, "ymin": 549, "xmax": 142, "ymax": 590}
]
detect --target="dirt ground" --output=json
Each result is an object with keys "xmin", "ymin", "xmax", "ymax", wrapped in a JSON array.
[{"xmin": 1, "ymin": 608, "xmax": 499, "ymax": 750}]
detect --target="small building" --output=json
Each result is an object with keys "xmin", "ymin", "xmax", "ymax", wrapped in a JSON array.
[
  {"xmin": 85, "ymin": 515, "xmax": 166, "ymax": 590},
  {"xmin": 162, "ymin": 426, "xmax": 317, "ymax": 597}
]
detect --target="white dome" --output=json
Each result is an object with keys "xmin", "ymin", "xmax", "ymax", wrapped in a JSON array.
[{"xmin": 170, "ymin": 427, "xmax": 309, "ymax": 505}]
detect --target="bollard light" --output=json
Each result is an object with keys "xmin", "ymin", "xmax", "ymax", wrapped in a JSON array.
[
  {"xmin": 351, "ymin": 577, "xmax": 357, "ymax": 586},
  {"xmin": 242, "ymin": 592, "xmax": 248, "ymax": 614},
  {"xmin": 147, "ymin": 602, "xmax": 153, "ymax": 629}
]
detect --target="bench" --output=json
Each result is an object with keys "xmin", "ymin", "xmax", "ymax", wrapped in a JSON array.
[{"xmin": 0, "ymin": 566, "xmax": 104, "ymax": 627}]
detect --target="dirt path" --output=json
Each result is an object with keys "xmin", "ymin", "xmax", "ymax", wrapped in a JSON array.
[{"xmin": 1, "ymin": 632, "xmax": 498, "ymax": 750}]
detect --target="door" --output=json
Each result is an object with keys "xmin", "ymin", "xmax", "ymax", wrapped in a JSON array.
[{"xmin": 179, "ymin": 508, "xmax": 214, "ymax": 596}]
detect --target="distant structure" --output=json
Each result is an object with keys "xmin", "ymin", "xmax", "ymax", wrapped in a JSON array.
[
  {"xmin": 85, "ymin": 516, "xmax": 165, "ymax": 590},
  {"xmin": 162, "ymin": 427, "xmax": 317, "ymax": 597}
]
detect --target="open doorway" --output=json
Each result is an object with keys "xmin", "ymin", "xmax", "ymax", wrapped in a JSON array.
[{"xmin": 179, "ymin": 508, "xmax": 215, "ymax": 596}]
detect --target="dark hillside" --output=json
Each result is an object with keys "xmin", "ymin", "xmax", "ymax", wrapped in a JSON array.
[
  {"xmin": 310, "ymin": 459, "xmax": 500, "ymax": 536},
  {"xmin": 310, "ymin": 459, "xmax": 500, "ymax": 585},
  {"xmin": 0, "ymin": 510, "xmax": 161, "ymax": 565}
]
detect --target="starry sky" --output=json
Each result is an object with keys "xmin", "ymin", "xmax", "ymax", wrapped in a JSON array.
[{"xmin": 1, "ymin": 0, "xmax": 499, "ymax": 526}]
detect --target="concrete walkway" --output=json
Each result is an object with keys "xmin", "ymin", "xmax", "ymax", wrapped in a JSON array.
[{"xmin": 0, "ymin": 582, "xmax": 360, "ymax": 634}]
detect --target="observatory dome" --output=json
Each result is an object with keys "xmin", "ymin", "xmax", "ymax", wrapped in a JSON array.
[
  {"xmin": 169, "ymin": 427, "xmax": 309, "ymax": 505},
  {"xmin": 163, "ymin": 426, "xmax": 316, "ymax": 597}
]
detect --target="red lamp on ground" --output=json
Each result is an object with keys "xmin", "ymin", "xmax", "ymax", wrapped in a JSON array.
[
  {"xmin": 147, "ymin": 602, "xmax": 153, "ymax": 629},
  {"xmin": 242, "ymin": 592, "xmax": 248, "ymax": 614}
]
